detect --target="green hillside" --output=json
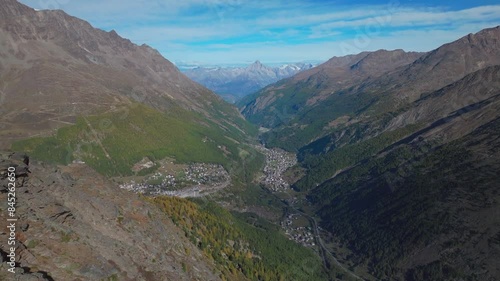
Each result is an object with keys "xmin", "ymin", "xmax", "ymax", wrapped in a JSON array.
[
  {"xmin": 293, "ymin": 123, "xmax": 423, "ymax": 191},
  {"xmin": 151, "ymin": 196, "xmax": 329, "ymax": 281},
  {"xmin": 12, "ymin": 103, "xmax": 258, "ymax": 177},
  {"xmin": 244, "ymin": 87, "xmax": 381, "ymax": 151}
]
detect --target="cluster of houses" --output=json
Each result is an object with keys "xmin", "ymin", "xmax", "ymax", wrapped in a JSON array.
[
  {"xmin": 119, "ymin": 180, "xmax": 181, "ymax": 196},
  {"xmin": 119, "ymin": 163, "xmax": 229, "ymax": 196},
  {"xmin": 184, "ymin": 163, "xmax": 229, "ymax": 186},
  {"xmin": 261, "ymin": 148, "xmax": 297, "ymax": 191},
  {"xmin": 281, "ymin": 214, "xmax": 316, "ymax": 247}
]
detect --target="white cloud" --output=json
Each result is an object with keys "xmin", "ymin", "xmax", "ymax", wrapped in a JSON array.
[
  {"xmin": 165, "ymin": 23, "xmax": 499, "ymax": 65},
  {"xmin": 254, "ymin": 6, "xmax": 389, "ymax": 27},
  {"xmin": 315, "ymin": 5, "xmax": 500, "ymax": 30},
  {"xmin": 122, "ymin": 25, "xmax": 244, "ymax": 42}
]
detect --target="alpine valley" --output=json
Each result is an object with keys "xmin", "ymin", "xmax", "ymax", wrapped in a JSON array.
[
  {"xmin": 239, "ymin": 26, "xmax": 500, "ymax": 280},
  {"xmin": 0, "ymin": 1, "xmax": 326, "ymax": 280},
  {"xmin": 0, "ymin": 0, "xmax": 499, "ymax": 281}
]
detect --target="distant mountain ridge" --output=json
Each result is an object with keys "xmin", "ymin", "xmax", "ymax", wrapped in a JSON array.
[{"xmin": 183, "ymin": 61, "xmax": 316, "ymax": 102}]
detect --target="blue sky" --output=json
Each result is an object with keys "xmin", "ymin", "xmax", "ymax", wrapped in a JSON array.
[{"xmin": 19, "ymin": 0, "xmax": 500, "ymax": 66}]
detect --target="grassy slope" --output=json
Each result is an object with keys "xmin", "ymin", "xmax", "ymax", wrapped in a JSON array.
[{"xmin": 12, "ymin": 103, "xmax": 258, "ymax": 176}]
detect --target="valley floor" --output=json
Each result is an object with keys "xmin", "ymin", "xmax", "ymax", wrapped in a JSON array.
[
  {"xmin": 255, "ymin": 145, "xmax": 370, "ymax": 281},
  {"xmin": 115, "ymin": 146, "xmax": 371, "ymax": 280}
]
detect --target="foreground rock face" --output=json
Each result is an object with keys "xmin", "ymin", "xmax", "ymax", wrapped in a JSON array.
[{"xmin": 0, "ymin": 153, "xmax": 221, "ymax": 281}]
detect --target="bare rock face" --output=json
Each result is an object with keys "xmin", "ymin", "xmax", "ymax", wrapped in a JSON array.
[
  {"xmin": 0, "ymin": 152, "xmax": 30, "ymax": 192},
  {"xmin": 0, "ymin": 152, "xmax": 222, "ymax": 281}
]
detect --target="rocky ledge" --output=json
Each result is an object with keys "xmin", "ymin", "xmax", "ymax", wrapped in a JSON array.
[{"xmin": 0, "ymin": 152, "xmax": 222, "ymax": 281}]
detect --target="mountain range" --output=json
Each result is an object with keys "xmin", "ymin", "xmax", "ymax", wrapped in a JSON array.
[
  {"xmin": 183, "ymin": 61, "xmax": 315, "ymax": 102},
  {"xmin": 1, "ymin": 0, "xmax": 499, "ymax": 280},
  {"xmin": 239, "ymin": 26, "xmax": 500, "ymax": 280}
]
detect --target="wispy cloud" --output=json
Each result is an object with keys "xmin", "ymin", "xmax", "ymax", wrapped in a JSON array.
[
  {"xmin": 122, "ymin": 25, "xmax": 244, "ymax": 42},
  {"xmin": 18, "ymin": 0, "xmax": 500, "ymax": 65},
  {"xmin": 160, "ymin": 26, "xmax": 484, "ymax": 64},
  {"xmin": 315, "ymin": 5, "xmax": 500, "ymax": 30}
]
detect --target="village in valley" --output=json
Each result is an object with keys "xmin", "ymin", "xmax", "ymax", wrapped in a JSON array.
[
  {"xmin": 253, "ymin": 146, "xmax": 317, "ymax": 247},
  {"xmin": 119, "ymin": 159, "xmax": 230, "ymax": 197},
  {"xmin": 259, "ymin": 147, "xmax": 297, "ymax": 191},
  {"xmin": 118, "ymin": 147, "xmax": 317, "ymax": 247},
  {"xmin": 281, "ymin": 213, "xmax": 316, "ymax": 247}
]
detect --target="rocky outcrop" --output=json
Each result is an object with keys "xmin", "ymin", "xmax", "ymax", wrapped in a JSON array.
[
  {"xmin": 0, "ymin": 152, "xmax": 30, "ymax": 192},
  {"xmin": 0, "ymin": 152, "xmax": 222, "ymax": 281}
]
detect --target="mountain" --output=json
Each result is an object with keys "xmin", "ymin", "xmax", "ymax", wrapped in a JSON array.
[
  {"xmin": 240, "ymin": 26, "xmax": 500, "ymax": 280},
  {"xmin": 0, "ymin": 2, "xmax": 333, "ymax": 281},
  {"xmin": 308, "ymin": 66, "xmax": 500, "ymax": 280},
  {"xmin": 0, "ymin": 0, "xmax": 259, "ymax": 177},
  {"xmin": 239, "ymin": 28, "xmax": 500, "ymax": 151},
  {"xmin": 239, "ymin": 50, "xmax": 424, "ymax": 122},
  {"xmin": 238, "ymin": 49, "xmax": 424, "ymax": 151},
  {"xmin": 3, "ymin": 0, "xmax": 500, "ymax": 280},
  {"xmin": 183, "ymin": 61, "xmax": 315, "ymax": 102}
]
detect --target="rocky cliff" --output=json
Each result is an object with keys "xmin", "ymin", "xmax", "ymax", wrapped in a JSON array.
[{"xmin": 0, "ymin": 152, "xmax": 222, "ymax": 281}]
